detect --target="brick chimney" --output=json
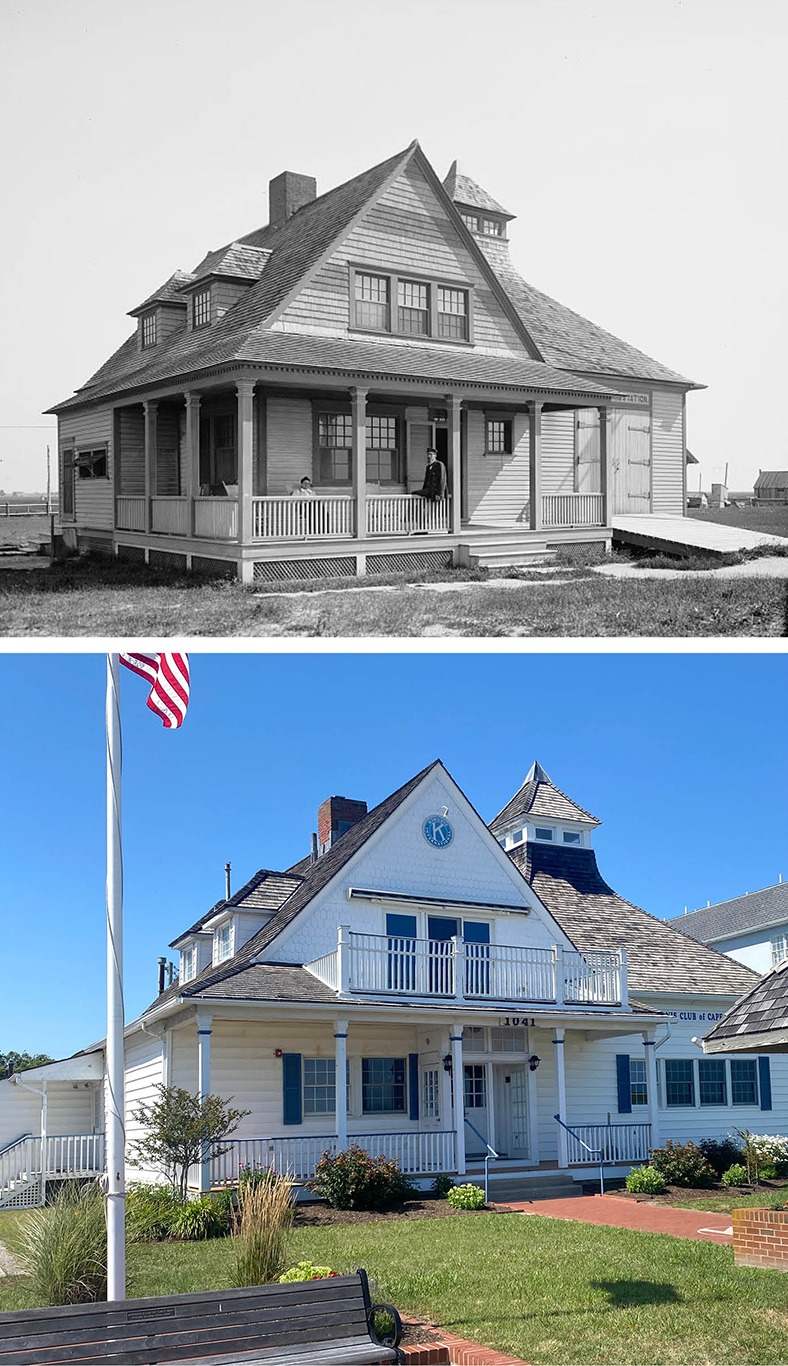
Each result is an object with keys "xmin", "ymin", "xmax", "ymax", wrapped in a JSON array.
[
  {"xmin": 269, "ymin": 171, "xmax": 317, "ymax": 229},
  {"xmin": 317, "ymin": 796, "xmax": 368, "ymax": 855}
]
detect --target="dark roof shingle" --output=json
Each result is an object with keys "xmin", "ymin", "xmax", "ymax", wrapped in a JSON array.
[
  {"xmin": 491, "ymin": 761, "xmax": 599, "ymax": 834},
  {"xmin": 704, "ymin": 959, "xmax": 788, "ymax": 1047},
  {"xmin": 668, "ymin": 883, "xmax": 788, "ymax": 944}
]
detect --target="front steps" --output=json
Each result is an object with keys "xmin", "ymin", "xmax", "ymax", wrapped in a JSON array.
[
  {"xmin": 466, "ymin": 1167, "xmax": 583, "ymax": 1203},
  {"xmin": 458, "ymin": 535, "xmax": 552, "ymax": 570}
]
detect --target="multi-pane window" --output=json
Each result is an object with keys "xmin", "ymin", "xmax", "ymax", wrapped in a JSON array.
[
  {"xmin": 731, "ymin": 1058, "xmax": 758, "ymax": 1106},
  {"xmin": 397, "ymin": 280, "xmax": 429, "ymax": 334},
  {"xmin": 361, "ymin": 1058, "xmax": 406, "ymax": 1113},
  {"xmin": 180, "ymin": 945, "xmax": 196, "ymax": 983},
  {"xmin": 437, "ymin": 286, "xmax": 468, "ymax": 341},
  {"xmin": 354, "ymin": 273, "xmax": 389, "ymax": 330},
  {"xmin": 460, "ymin": 212, "xmax": 478, "ymax": 231},
  {"xmin": 664, "ymin": 1059, "xmax": 695, "ymax": 1107},
  {"xmin": 489, "ymin": 1028, "xmax": 527, "ymax": 1054},
  {"xmin": 192, "ymin": 290, "xmax": 211, "ymax": 329},
  {"xmin": 303, "ymin": 1059, "xmax": 335, "ymax": 1115},
  {"xmin": 464, "ymin": 1064, "xmax": 486, "ymax": 1109},
  {"xmin": 698, "ymin": 1058, "xmax": 728, "ymax": 1106},
  {"xmin": 214, "ymin": 922, "xmax": 232, "ymax": 963},
  {"xmin": 421, "ymin": 1067, "xmax": 440, "ymax": 1120},
  {"xmin": 142, "ymin": 313, "xmax": 157, "ymax": 348},
  {"xmin": 463, "ymin": 1026, "xmax": 485, "ymax": 1051},
  {"xmin": 486, "ymin": 419, "xmax": 512, "ymax": 455},
  {"xmin": 481, "ymin": 217, "xmax": 504, "ymax": 237},
  {"xmin": 76, "ymin": 448, "xmax": 108, "ymax": 480},
  {"xmin": 317, "ymin": 413, "xmax": 353, "ymax": 484},
  {"xmin": 771, "ymin": 935, "xmax": 788, "ymax": 966},
  {"xmin": 629, "ymin": 1058, "xmax": 648, "ymax": 1107},
  {"xmin": 366, "ymin": 415, "xmax": 399, "ymax": 483}
]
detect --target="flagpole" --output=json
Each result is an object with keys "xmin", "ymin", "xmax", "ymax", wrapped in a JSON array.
[{"xmin": 105, "ymin": 654, "xmax": 125, "ymax": 1300}]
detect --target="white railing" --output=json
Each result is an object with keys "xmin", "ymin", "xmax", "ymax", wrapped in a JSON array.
[
  {"xmin": 351, "ymin": 1131, "xmax": 455, "ymax": 1174},
  {"xmin": 345, "ymin": 934, "xmax": 457, "ymax": 997},
  {"xmin": 565, "ymin": 1122, "xmax": 651, "ymax": 1165},
  {"xmin": 252, "ymin": 496, "xmax": 354, "ymax": 540},
  {"xmin": 465, "ymin": 942, "xmax": 555, "ymax": 1003},
  {"xmin": 366, "ymin": 495, "xmax": 451, "ymax": 536},
  {"xmin": 541, "ymin": 493, "xmax": 605, "ymax": 528},
  {"xmin": 211, "ymin": 1131, "xmax": 455, "ymax": 1185},
  {"xmin": 115, "ymin": 496, "xmax": 146, "ymax": 531},
  {"xmin": 194, "ymin": 498, "xmax": 238, "ymax": 540},
  {"xmin": 563, "ymin": 950, "xmax": 622, "ymax": 1005},
  {"xmin": 44, "ymin": 1133, "xmax": 105, "ymax": 1176},
  {"xmin": 151, "ymin": 497, "xmax": 189, "ymax": 535},
  {"xmin": 0, "ymin": 1136, "xmax": 39, "ymax": 1196}
]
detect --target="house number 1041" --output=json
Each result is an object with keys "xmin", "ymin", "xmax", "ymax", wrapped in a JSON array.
[{"xmin": 501, "ymin": 1016, "xmax": 535, "ymax": 1028}]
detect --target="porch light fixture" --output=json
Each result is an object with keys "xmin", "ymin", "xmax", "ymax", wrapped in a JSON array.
[
  {"xmin": 528, "ymin": 1054, "xmax": 541, "ymax": 1072},
  {"xmin": 442, "ymin": 1053, "xmax": 453, "ymax": 1074}
]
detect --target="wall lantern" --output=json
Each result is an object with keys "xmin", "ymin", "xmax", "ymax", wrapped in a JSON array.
[
  {"xmin": 442, "ymin": 1053, "xmax": 453, "ymax": 1074},
  {"xmin": 528, "ymin": 1054, "xmax": 541, "ymax": 1072}
]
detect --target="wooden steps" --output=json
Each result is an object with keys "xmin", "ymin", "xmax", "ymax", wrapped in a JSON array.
[{"xmin": 458, "ymin": 534, "xmax": 552, "ymax": 569}]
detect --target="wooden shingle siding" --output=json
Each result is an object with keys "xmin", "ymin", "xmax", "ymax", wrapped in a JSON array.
[
  {"xmin": 214, "ymin": 279, "xmax": 250, "ymax": 320},
  {"xmin": 266, "ymin": 397, "xmax": 313, "ymax": 493},
  {"xmin": 117, "ymin": 408, "xmax": 145, "ymax": 495},
  {"xmin": 60, "ymin": 408, "xmax": 114, "ymax": 529},
  {"xmin": 540, "ymin": 412, "xmax": 575, "ymax": 495},
  {"xmin": 278, "ymin": 161, "xmax": 527, "ymax": 356},
  {"xmin": 651, "ymin": 388, "xmax": 685, "ymax": 514},
  {"xmin": 466, "ymin": 410, "xmax": 530, "ymax": 524}
]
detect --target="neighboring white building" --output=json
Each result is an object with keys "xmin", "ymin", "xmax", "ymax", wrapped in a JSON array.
[
  {"xmin": 667, "ymin": 883, "xmax": 788, "ymax": 976},
  {"xmin": 1, "ymin": 760, "xmax": 779, "ymax": 1208}
]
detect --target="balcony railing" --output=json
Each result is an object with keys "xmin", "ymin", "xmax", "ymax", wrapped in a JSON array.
[
  {"xmin": 194, "ymin": 497, "xmax": 238, "ymax": 540},
  {"xmin": 252, "ymin": 496, "xmax": 354, "ymax": 540},
  {"xmin": 564, "ymin": 1121, "xmax": 651, "ymax": 1165},
  {"xmin": 305, "ymin": 930, "xmax": 625, "ymax": 1008},
  {"xmin": 366, "ymin": 494, "xmax": 450, "ymax": 536},
  {"xmin": 211, "ymin": 1130, "xmax": 456, "ymax": 1185}
]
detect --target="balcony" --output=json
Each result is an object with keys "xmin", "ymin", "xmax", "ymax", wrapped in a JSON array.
[{"xmin": 305, "ymin": 930, "xmax": 625, "ymax": 1008}]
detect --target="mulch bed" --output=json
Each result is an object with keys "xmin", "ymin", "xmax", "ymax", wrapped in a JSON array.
[
  {"xmin": 293, "ymin": 1197, "xmax": 490, "ymax": 1226},
  {"xmin": 612, "ymin": 1180, "xmax": 788, "ymax": 1205}
]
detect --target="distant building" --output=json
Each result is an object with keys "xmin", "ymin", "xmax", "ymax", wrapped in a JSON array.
[
  {"xmin": 755, "ymin": 471, "xmax": 788, "ymax": 504},
  {"xmin": 667, "ymin": 881, "xmax": 788, "ymax": 975}
]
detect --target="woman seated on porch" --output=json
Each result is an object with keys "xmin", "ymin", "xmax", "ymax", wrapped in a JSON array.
[
  {"xmin": 199, "ymin": 483, "xmax": 229, "ymax": 497},
  {"xmin": 292, "ymin": 476, "xmax": 316, "ymax": 497}
]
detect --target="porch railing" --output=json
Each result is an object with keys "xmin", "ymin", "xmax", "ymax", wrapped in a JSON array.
[
  {"xmin": 541, "ymin": 493, "xmax": 605, "ymax": 528},
  {"xmin": 194, "ymin": 497, "xmax": 238, "ymax": 540},
  {"xmin": 366, "ymin": 495, "xmax": 451, "ymax": 536},
  {"xmin": 251, "ymin": 496, "xmax": 353, "ymax": 540},
  {"xmin": 151, "ymin": 497, "xmax": 189, "ymax": 535},
  {"xmin": 562, "ymin": 951, "xmax": 622, "ymax": 1005},
  {"xmin": 563, "ymin": 1120, "xmax": 651, "ymax": 1167},
  {"xmin": 211, "ymin": 1131, "xmax": 456, "ymax": 1185},
  {"xmin": 0, "ymin": 1133, "xmax": 105, "ymax": 1203},
  {"xmin": 116, "ymin": 495, "xmax": 147, "ymax": 531}
]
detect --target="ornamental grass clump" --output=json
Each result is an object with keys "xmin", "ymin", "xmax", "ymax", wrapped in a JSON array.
[
  {"xmin": 17, "ymin": 1183, "xmax": 107, "ymax": 1305},
  {"xmin": 231, "ymin": 1168, "xmax": 294, "ymax": 1287},
  {"xmin": 307, "ymin": 1145, "xmax": 414, "ymax": 1210}
]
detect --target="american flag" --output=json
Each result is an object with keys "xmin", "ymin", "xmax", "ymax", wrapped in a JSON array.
[{"xmin": 119, "ymin": 653, "xmax": 190, "ymax": 728}]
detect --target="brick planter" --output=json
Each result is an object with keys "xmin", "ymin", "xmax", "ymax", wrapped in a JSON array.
[{"xmin": 732, "ymin": 1207, "xmax": 788, "ymax": 1270}]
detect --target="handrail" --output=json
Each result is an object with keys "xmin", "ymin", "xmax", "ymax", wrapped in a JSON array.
[
  {"xmin": 464, "ymin": 1118, "xmax": 498, "ymax": 1203},
  {"xmin": 554, "ymin": 1114, "xmax": 606, "ymax": 1194},
  {"xmin": 0, "ymin": 1132, "xmax": 32, "ymax": 1159}
]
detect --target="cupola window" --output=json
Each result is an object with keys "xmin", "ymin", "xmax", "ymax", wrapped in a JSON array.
[
  {"xmin": 192, "ymin": 289, "xmax": 211, "ymax": 329},
  {"xmin": 563, "ymin": 831, "xmax": 582, "ymax": 845},
  {"xmin": 142, "ymin": 313, "xmax": 157, "ymax": 348},
  {"xmin": 534, "ymin": 827, "xmax": 554, "ymax": 842}
]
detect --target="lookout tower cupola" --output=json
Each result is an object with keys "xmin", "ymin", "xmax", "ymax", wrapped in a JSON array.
[{"xmin": 489, "ymin": 760, "xmax": 600, "ymax": 852}]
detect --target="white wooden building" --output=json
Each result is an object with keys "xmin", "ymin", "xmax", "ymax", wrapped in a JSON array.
[
  {"xmin": 47, "ymin": 143, "xmax": 701, "ymax": 579},
  {"xmin": 1, "ymin": 760, "xmax": 780, "ymax": 1207}
]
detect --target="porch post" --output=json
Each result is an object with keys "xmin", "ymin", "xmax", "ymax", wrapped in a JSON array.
[
  {"xmin": 351, "ymin": 387, "xmax": 368, "ymax": 539},
  {"xmin": 528, "ymin": 400, "xmax": 543, "ymax": 532},
  {"xmin": 41, "ymin": 1081, "xmax": 48, "ymax": 1176},
  {"xmin": 334, "ymin": 1019, "xmax": 349, "ymax": 1153},
  {"xmin": 598, "ymin": 405, "xmax": 612, "ymax": 527},
  {"xmin": 450, "ymin": 1025, "xmax": 465, "ymax": 1175},
  {"xmin": 237, "ymin": 380, "xmax": 255, "ymax": 549},
  {"xmin": 196, "ymin": 1011, "xmax": 213, "ymax": 1193},
  {"xmin": 446, "ymin": 392, "xmax": 462, "ymax": 534},
  {"xmin": 643, "ymin": 1030, "xmax": 660, "ymax": 1152},
  {"xmin": 143, "ymin": 400, "xmax": 158, "ymax": 534},
  {"xmin": 184, "ymin": 391, "xmax": 201, "ymax": 538},
  {"xmin": 553, "ymin": 1028, "xmax": 569, "ymax": 1168}
]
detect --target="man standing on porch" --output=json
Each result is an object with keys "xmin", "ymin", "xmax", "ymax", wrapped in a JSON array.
[{"xmin": 415, "ymin": 449, "xmax": 447, "ymax": 501}]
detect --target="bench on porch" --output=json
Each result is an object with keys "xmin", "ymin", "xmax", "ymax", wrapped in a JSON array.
[{"xmin": 0, "ymin": 1270, "xmax": 401, "ymax": 1365}]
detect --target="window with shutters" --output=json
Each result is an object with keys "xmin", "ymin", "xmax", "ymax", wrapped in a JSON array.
[
  {"xmin": 361, "ymin": 1057, "xmax": 406, "ymax": 1113},
  {"xmin": 629, "ymin": 1058, "xmax": 648, "ymax": 1107}
]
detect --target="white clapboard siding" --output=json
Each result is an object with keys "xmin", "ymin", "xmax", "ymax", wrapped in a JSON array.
[
  {"xmin": 466, "ymin": 411, "xmax": 530, "ymax": 525},
  {"xmin": 651, "ymin": 388, "xmax": 685, "ymax": 514},
  {"xmin": 266, "ymin": 398, "xmax": 313, "ymax": 494},
  {"xmin": 0, "ymin": 1078, "xmax": 96, "ymax": 1149},
  {"xmin": 124, "ymin": 1034, "xmax": 164, "ymax": 1181},
  {"xmin": 60, "ymin": 408, "xmax": 114, "ymax": 529},
  {"xmin": 540, "ymin": 412, "xmax": 575, "ymax": 495}
]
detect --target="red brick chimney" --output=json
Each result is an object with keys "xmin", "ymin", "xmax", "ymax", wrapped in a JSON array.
[
  {"xmin": 269, "ymin": 172, "xmax": 317, "ymax": 229},
  {"xmin": 317, "ymin": 796, "xmax": 368, "ymax": 855}
]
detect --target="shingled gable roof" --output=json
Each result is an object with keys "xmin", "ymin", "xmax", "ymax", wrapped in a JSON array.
[
  {"xmin": 128, "ymin": 271, "xmax": 194, "ymax": 316},
  {"xmin": 490, "ymin": 761, "xmax": 600, "ymax": 835},
  {"xmin": 667, "ymin": 882, "xmax": 788, "ymax": 945},
  {"xmin": 188, "ymin": 243, "xmax": 272, "ymax": 285},
  {"xmin": 703, "ymin": 958, "xmax": 788, "ymax": 1053},
  {"xmin": 510, "ymin": 841, "xmax": 758, "ymax": 997},
  {"xmin": 169, "ymin": 870, "xmax": 304, "ymax": 949}
]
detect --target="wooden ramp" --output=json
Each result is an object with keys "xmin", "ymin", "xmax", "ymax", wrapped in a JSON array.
[{"xmin": 613, "ymin": 514, "xmax": 788, "ymax": 557}]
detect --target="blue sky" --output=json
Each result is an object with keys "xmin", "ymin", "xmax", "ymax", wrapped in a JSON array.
[{"xmin": 0, "ymin": 651, "xmax": 785, "ymax": 1059}]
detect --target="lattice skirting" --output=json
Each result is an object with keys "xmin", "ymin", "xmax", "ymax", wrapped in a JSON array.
[
  {"xmin": 253, "ymin": 557, "xmax": 356, "ymax": 584},
  {"xmin": 0, "ymin": 1178, "xmax": 43, "ymax": 1209},
  {"xmin": 191, "ymin": 555, "xmax": 236, "ymax": 578},
  {"xmin": 148, "ymin": 549, "xmax": 188, "ymax": 571},
  {"xmin": 366, "ymin": 549, "xmax": 453, "ymax": 574},
  {"xmin": 116, "ymin": 544, "xmax": 146, "ymax": 563}
]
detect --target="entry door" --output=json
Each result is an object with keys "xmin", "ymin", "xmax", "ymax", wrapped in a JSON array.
[
  {"xmin": 494, "ymin": 1066, "xmax": 529, "ymax": 1160},
  {"xmin": 61, "ymin": 450, "xmax": 76, "ymax": 519},
  {"xmin": 613, "ymin": 412, "xmax": 652, "ymax": 514},
  {"xmin": 575, "ymin": 412, "xmax": 601, "ymax": 493},
  {"xmin": 463, "ymin": 1064, "xmax": 490, "ymax": 1155}
]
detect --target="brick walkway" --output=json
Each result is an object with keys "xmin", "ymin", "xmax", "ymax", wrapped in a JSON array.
[{"xmin": 493, "ymin": 1193, "xmax": 733, "ymax": 1245}]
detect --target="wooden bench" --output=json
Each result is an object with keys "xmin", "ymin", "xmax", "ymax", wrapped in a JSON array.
[{"xmin": 0, "ymin": 1269, "xmax": 401, "ymax": 1365}]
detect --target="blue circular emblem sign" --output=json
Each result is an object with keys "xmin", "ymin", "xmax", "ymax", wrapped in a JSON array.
[{"xmin": 423, "ymin": 814, "xmax": 454, "ymax": 848}]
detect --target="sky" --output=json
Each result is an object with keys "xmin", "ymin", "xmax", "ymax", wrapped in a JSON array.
[
  {"xmin": 0, "ymin": 0, "xmax": 786, "ymax": 495},
  {"xmin": 0, "ymin": 650, "xmax": 785, "ymax": 1059}
]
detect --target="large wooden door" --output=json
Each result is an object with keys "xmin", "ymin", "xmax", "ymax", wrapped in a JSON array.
[
  {"xmin": 612, "ymin": 412, "xmax": 651, "ymax": 514},
  {"xmin": 575, "ymin": 412, "xmax": 601, "ymax": 493}
]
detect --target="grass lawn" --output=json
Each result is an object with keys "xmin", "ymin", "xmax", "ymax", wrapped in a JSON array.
[
  {"xmin": 688, "ymin": 505, "xmax": 788, "ymax": 536},
  {"xmin": 651, "ymin": 1189, "xmax": 788, "ymax": 1215},
  {"xmin": 2, "ymin": 1210, "xmax": 788, "ymax": 1363},
  {"xmin": 0, "ymin": 556, "xmax": 785, "ymax": 636},
  {"xmin": 0, "ymin": 513, "xmax": 50, "ymax": 550}
]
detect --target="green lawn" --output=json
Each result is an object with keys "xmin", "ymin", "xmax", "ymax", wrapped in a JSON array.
[
  {"xmin": 653, "ymin": 1189, "xmax": 788, "ymax": 1215},
  {"xmin": 2, "ymin": 1210, "xmax": 788, "ymax": 1364},
  {"xmin": 688, "ymin": 505, "xmax": 788, "ymax": 536}
]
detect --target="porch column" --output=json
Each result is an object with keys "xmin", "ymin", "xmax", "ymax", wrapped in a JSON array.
[
  {"xmin": 143, "ymin": 400, "xmax": 158, "ymax": 534},
  {"xmin": 196, "ymin": 1011, "xmax": 213, "ymax": 1192},
  {"xmin": 334, "ymin": 1019, "xmax": 349, "ymax": 1152},
  {"xmin": 598, "ymin": 405, "xmax": 612, "ymax": 527},
  {"xmin": 643, "ymin": 1030, "xmax": 660, "ymax": 1151},
  {"xmin": 237, "ymin": 381, "xmax": 255, "ymax": 548},
  {"xmin": 446, "ymin": 392, "xmax": 462, "ymax": 535},
  {"xmin": 184, "ymin": 391, "xmax": 201, "ymax": 538},
  {"xmin": 450, "ymin": 1025, "xmax": 465, "ymax": 1175},
  {"xmin": 553, "ymin": 1028, "xmax": 568, "ymax": 1168},
  {"xmin": 528, "ymin": 400, "xmax": 543, "ymax": 532},
  {"xmin": 351, "ymin": 387, "xmax": 368, "ymax": 539},
  {"xmin": 41, "ymin": 1082, "xmax": 48, "ymax": 1175}
]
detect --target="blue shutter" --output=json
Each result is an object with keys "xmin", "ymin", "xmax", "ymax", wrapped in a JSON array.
[
  {"xmin": 616, "ymin": 1055, "xmax": 632, "ymax": 1114},
  {"xmin": 409, "ymin": 1053, "xmax": 419, "ymax": 1121},
  {"xmin": 282, "ymin": 1053, "xmax": 302, "ymax": 1125},
  {"xmin": 759, "ymin": 1057, "xmax": 772, "ymax": 1111}
]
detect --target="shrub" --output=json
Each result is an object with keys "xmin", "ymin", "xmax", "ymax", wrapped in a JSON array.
[
  {"xmin": 17, "ymin": 1183, "xmax": 107, "ymax": 1304},
  {"xmin": 721, "ymin": 1164, "xmax": 749, "ymax": 1187},
  {"xmin": 698, "ymin": 1136, "xmax": 743, "ymax": 1177},
  {"xmin": 307, "ymin": 1145, "xmax": 414, "ymax": 1211},
  {"xmin": 168, "ymin": 1195, "xmax": 233, "ymax": 1241},
  {"xmin": 126, "ymin": 1184, "xmax": 233, "ymax": 1241},
  {"xmin": 433, "ymin": 1174, "xmax": 456, "ymax": 1199},
  {"xmin": 279, "ymin": 1261, "xmax": 337, "ymax": 1282},
  {"xmin": 446, "ymin": 1183, "xmax": 486, "ymax": 1210},
  {"xmin": 649, "ymin": 1139, "xmax": 716, "ymax": 1188},
  {"xmin": 231, "ymin": 1169, "xmax": 294, "ymax": 1287},
  {"xmin": 625, "ymin": 1165, "xmax": 666, "ymax": 1194}
]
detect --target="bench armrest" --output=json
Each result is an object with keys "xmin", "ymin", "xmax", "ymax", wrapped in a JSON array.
[{"xmin": 368, "ymin": 1302, "xmax": 402, "ymax": 1348}]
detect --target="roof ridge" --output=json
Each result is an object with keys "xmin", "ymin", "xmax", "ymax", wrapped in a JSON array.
[{"xmin": 674, "ymin": 881, "xmax": 787, "ymax": 918}]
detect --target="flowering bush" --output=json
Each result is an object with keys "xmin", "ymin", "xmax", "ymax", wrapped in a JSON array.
[
  {"xmin": 721, "ymin": 1164, "xmax": 749, "ymax": 1187},
  {"xmin": 307, "ymin": 1145, "xmax": 414, "ymax": 1210},
  {"xmin": 279, "ymin": 1261, "xmax": 338, "ymax": 1282},
  {"xmin": 649, "ymin": 1139, "xmax": 716, "ymax": 1188},
  {"xmin": 625, "ymin": 1165, "xmax": 666, "ymax": 1194},
  {"xmin": 446, "ymin": 1183, "xmax": 486, "ymax": 1210},
  {"xmin": 735, "ymin": 1130, "xmax": 788, "ymax": 1183}
]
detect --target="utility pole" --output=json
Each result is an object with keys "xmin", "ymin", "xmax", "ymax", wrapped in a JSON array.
[{"xmin": 46, "ymin": 445, "xmax": 51, "ymax": 514}]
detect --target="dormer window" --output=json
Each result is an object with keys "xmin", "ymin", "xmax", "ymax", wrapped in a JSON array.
[
  {"xmin": 181, "ymin": 944, "xmax": 196, "ymax": 982},
  {"xmin": 192, "ymin": 289, "xmax": 211, "ymax": 329},
  {"xmin": 534, "ymin": 827, "xmax": 554, "ymax": 842},
  {"xmin": 481, "ymin": 217, "xmax": 504, "ymax": 237},
  {"xmin": 141, "ymin": 313, "xmax": 157, "ymax": 348},
  {"xmin": 350, "ymin": 267, "xmax": 472, "ymax": 344},
  {"xmin": 214, "ymin": 921, "xmax": 233, "ymax": 964}
]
